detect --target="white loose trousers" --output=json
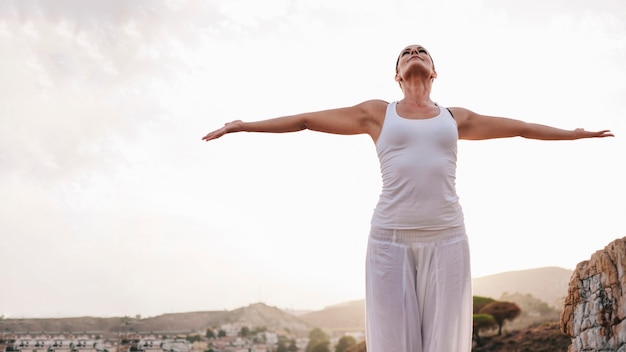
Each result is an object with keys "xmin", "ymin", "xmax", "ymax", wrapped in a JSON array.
[{"xmin": 365, "ymin": 226, "xmax": 472, "ymax": 352}]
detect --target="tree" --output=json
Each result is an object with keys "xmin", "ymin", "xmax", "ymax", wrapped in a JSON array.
[
  {"xmin": 287, "ymin": 339, "xmax": 298, "ymax": 352},
  {"xmin": 473, "ymin": 296, "xmax": 496, "ymax": 314},
  {"xmin": 479, "ymin": 301, "xmax": 522, "ymax": 335},
  {"xmin": 186, "ymin": 335, "xmax": 202, "ymax": 343},
  {"xmin": 335, "ymin": 336, "xmax": 356, "ymax": 352},
  {"xmin": 217, "ymin": 329, "xmax": 226, "ymax": 338},
  {"xmin": 205, "ymin": 329, "xmax": 216, "ymax": 339},
  {"xmin": 472, "ymin": 313, "xmax": 497, "ymax": 346},
  {"xmin": 252, "ymin": 326, "xmax": 267, "ymax": 334},
  {"xmin": 239, "ymin": 326, "xmax": 250, "ymax": 337},
  {"xmin": 306, "ymin": 328, "xmax": 330, "ymax": 352},
  {"xmin": 344, "ymin": 341, "xmax": 365, "ymax": 352},
  {"xmin": 121, "ymin": 316, "xmax": 131, "ymax": 326},
  {"xmin": 277, "ymin": 339, "xmax": 288, "ymax": 352},
  {"xmin": 275, "ymin": 336, "xmax": 298, "ymax": 352},
  {"xmin": 310, "ymin": 342, "xmax": 330, "ymax": 352}
]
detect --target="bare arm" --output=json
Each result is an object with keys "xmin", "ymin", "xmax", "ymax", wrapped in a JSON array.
[
  {"xmin": 202, "ymin": 100, "xmax": 387, "ymax": 142},
  {"xmin": 451, "ymin": 107, "xmax": 614, "ymax": 141}
]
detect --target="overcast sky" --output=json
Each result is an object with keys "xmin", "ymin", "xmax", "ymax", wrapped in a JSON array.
[{"xmin": 1, "ymin": 0, "xmax": 625, "ymax": 318}]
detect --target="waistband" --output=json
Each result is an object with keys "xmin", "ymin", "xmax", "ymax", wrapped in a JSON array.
[{"xmin": 369, "ymin": 225, "xmax": 467, "ymax": 246}]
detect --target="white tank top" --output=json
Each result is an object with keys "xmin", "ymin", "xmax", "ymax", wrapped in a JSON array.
[{"xmin": 371, "ymin": 101, "xmax": 464, "ymax": 230}]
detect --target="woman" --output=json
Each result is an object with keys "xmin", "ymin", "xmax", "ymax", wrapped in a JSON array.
[{"xmin": 202, "ymin": 44, "xmax": 613, "ymax": 352}]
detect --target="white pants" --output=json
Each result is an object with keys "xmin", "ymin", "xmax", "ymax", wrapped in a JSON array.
[{"xmin": 365, "ymin": 226, "xmax": 472, "ymax": 352}]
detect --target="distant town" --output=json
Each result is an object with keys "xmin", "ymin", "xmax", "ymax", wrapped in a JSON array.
[{"xmin": 0, "ymin": 323, "xmax": 364, "ymax": 352}]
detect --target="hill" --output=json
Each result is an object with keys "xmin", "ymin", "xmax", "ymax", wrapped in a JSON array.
[
  {"xmin": 298, "ymin": 300, "xmax": 364, "ymax": 332},
  {"xmin": 0, "ymin": 303, "xmax": 309, "ymax": 337},
  {"xmin": 1, "ymin": 267, "xmax": 573, "ymax": 336},
  {"xmin": 472, "ymin": 266, "xmax": 572, "ymax": 308},
  {"xmin": 138, "ymin": 302, "xmax": 309, "ymax": 333}
]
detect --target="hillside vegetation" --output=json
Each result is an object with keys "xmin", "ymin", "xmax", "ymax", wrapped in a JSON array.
[{"xmin": 473, "ymin": 322, "xmax": 570, "ymax": 352}]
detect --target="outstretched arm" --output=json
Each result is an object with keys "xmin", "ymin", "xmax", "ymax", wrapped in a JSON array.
[
  {"xmin": 202, "ymin": 100, "xmax": 387, "ymax": 142},
  {"xmin": 451, "ymin": 107, "xmax": 614, "ymax": 141}
]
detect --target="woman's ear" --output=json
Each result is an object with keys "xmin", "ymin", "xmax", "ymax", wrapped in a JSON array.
[
  {"xmin": 431, "ymin": 70, "xmax": 438, "ymax": 80},
  {"xmin": 395, "ymin": 73, "xmax": 403, "ymax": 89}
]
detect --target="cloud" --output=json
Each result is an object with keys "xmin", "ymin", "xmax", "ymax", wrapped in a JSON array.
[
  {"xmin": 0, "ymin": 1, "xmax": 201, "ymax": 185},
  {"xmin": 0, "ymin": 0, "xmax": 362, "ymax": 186},
  {"xmin": 483, "ymin": 0, "xmax": 626, "ymax": 24}
]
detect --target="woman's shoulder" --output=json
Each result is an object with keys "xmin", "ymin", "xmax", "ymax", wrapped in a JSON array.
[
  {"xmin": 358, "ymin": 99, "xmax": 390, "ymax": 113},
  {"xmin": 362, "ymin": 99, "xmax": 390, "ymax": 106}
]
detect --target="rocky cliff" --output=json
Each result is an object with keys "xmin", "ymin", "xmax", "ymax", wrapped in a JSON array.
[{"xmin": 560, "ymin": 236, "xmax": 626, "ymax": 352}]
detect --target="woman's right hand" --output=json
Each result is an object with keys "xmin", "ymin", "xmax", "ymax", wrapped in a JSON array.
[{"xmin": 202, "ymin": 120, "xmax": 243, "ymax": 141}]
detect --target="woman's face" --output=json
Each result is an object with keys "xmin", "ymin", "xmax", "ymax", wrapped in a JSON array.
[
  {"xmin": 395, "ymin": 45, "xmax": 437, "ymax": 83},
  {"xmin": 396, "ymin": 45, "xmax": 435, "ymax": 72}
]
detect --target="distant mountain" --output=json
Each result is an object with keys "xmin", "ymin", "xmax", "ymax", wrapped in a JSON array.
[
  {"xmin": 472, "ymin": 266, "xmax": 572, "ymax": 308},
  {"xmin": 227, "ymin": 302, "xmax": 309, "ymax": 332},
  {"xmin": 299, "ymin": 300, "xmax": 365, "ymax": 332},
  {"xmin": 140, "ymin": 302, "xmax": 309, "ymax": 333},
  {"xmin": 1, "ymin": 267, "xmax": 573, "ymax": 336},
  {"xmin": 0, "ymin": 303, "xmax": 309, "ymax": 337}
]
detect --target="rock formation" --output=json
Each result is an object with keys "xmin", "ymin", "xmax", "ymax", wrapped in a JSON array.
[{"xmin": 561, "ymin": 236, "xmax": 626, "ymax": 352}]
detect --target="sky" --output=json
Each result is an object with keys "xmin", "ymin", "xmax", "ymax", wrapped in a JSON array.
[{"xmin": 1, "ymin": 0, "xmax": 625, "ymax": 319}]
